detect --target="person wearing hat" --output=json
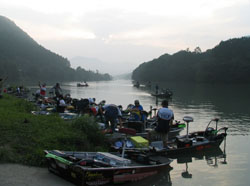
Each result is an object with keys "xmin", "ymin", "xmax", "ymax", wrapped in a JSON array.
[
  {"xmin": 130, "ymin": 100, "xmax": 145, "ymax": 122},
  {"xmin": 50, "ymin": 83, "xmax": 62, "ymax": 98}
]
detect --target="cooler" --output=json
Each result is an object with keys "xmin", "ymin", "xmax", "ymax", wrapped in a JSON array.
[{"xmin": 130, "ymin": 136, "xmax": 149, "ymax": 148}]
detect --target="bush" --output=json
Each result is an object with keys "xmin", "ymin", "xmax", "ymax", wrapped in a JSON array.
[{"xmin": 0, "ymin": 94, "xmax": 108, "ymax": 166}]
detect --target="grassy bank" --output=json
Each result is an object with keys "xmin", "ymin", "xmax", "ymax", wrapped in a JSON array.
[{"xmin": 0, "ymin": 94, "xmax": 108, "ymax": 166}]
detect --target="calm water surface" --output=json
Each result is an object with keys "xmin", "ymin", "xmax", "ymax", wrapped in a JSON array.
[{"xmin": 52, "ymin": 80, "xmax": 250, "ymax": 186}]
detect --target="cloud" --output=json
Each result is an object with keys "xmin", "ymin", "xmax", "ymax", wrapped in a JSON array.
[{"xmin": 1, "ymin": 0, "xmax": 250, "ymax": 72}]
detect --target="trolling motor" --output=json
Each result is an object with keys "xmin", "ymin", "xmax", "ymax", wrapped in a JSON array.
[
  {"xmin": 204, "ymin": 118, "xmax": 219, "ymax": 136},
  {"xmin": 204, "ymin": 118, "xmax": 228, "ymax": 139},
  {"xmin": 181, "ymin": 162, "xmax": 192, "ymax": 178},
  {"xmin": 206, "ymin": 118, "xmax": 219, "ymax": 131}
]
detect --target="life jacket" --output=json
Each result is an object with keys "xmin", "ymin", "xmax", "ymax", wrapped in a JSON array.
[
  {"xmin": 90, "ymin": 107, "xmax": 97, "ymax": 116},
  {"xmin": 40, "ymin": 86, "xmax": 46, "ymax": 96}
]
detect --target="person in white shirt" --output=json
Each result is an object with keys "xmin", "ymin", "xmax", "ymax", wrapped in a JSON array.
[
  {"xmin": 155, "ymin": 100, "xmax": 174, "ymax": 145},
  {"xmin": 57, "ymin": 95, "xmax": 66, "ymax": 113}
]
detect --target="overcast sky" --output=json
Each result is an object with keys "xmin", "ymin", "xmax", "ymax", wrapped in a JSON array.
[{"xmin": 1, "ymin": 0, "xmax": 250, "ymax": 74}]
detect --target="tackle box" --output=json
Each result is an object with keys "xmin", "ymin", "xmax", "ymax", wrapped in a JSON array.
[{"xmin": 130, "ymin": 136, "xmax": 149, "ymax": 148}]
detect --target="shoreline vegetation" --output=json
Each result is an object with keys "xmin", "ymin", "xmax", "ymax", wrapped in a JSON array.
[
  {"xmin": 0, "ymin": 16, "xmax": 112, "ymax": 84},
  {"xmin": 0, "ymin": 94, "xmax": 108, "ymax": 167},
  {"xmin": 132, "ymin": 37, "xmax": 250, "ymax": 84}
]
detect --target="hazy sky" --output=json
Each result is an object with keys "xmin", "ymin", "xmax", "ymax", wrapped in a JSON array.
[{"xmin": 1, "ymin": 0, "xmax": 250, "ymax": 74}]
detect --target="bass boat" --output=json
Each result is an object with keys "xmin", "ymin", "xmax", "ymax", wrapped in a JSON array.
[
  {"xmin": 45, "ymin": 129, "xmax": 172, "ymax": 186},
  {"xmin": 113, "ymin": 117, "xmax": 228, "ymax": 158}
]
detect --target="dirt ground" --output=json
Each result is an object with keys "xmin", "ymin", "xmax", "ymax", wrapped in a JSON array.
[{"xmin": 0, "ymin": 164, "xmax": 74, "ymax": 186}]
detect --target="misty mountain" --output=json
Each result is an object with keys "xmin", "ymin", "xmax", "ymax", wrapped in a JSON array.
[
  {"xmin": 70, "ymin": 56, "xmax": 135, "ymax": 76},
  {"xmin": 0, "ymin": 15, "xmax": 111, "ymax": 83},
  {"xmin": 70, "ymin": 56, "xmax": 106, "ymax": 72},
  {"xmin": 132, "ymin": 37, "xmax": 250, "ymax": 84},
  {"xmin": 113, "ymin": 72, "xmax": 132, "ymax": 80}
]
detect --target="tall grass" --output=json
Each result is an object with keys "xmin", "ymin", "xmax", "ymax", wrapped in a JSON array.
[{"xmin": 0, "ymin": 94, "xmax": 108, "ymax": 166}]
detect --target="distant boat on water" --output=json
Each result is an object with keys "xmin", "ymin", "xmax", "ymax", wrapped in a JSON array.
[{"xmin": 77, "ymin": 82, "xmax": 89, "ymax": 87}]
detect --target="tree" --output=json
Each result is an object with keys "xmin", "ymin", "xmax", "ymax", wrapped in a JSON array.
[{"xmin": 194, "ymin": 47, "xmax": 202, "ymax": 53}]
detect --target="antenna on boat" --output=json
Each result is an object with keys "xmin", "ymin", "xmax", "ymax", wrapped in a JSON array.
[
  {"xmin": 149, "ymin": 105, "xmax": 152, "ymax": 119},
  {"xmin": 213, "ymin": 118, "xmax": 219, "ymax": 131},
  {"xmin": 221, "ymin": 131, "xmax": 227, "ymax": 164},
  {"xmin": 183, "ymin": 116, "xmax": 194, "ymax": 139}
]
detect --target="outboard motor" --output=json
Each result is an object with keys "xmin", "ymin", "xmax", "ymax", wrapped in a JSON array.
[
  {"xmin": 204, "ymin": 118, "xmax": 220, "ymax": 137},
  {"xmin": 205, "ymin": 127, "xmax": 216, "ymax": 137}
]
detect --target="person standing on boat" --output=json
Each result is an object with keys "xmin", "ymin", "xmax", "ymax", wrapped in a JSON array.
[
  {"xmin": 38, "ymin": 82, "xmax": 46, "ymax": 98},
  {"xmin": 88, "ymin": 98, "xmax": 96, "ymax": 106},
  {"xmin": 84, "ymin": 81, "xmax": 88, "ymax": 86},
  {"xmin": 155, "ymin": 100, "xmax": 174, "ymax": 146},
  {"xmin": 50, "ymin": 83, "xmax": 62, "ymax": 98},
  {"xmin": 155, "ymin": 84, "xmax": 159, "ymax": 94},
  {"xmin": 100, "ymin": 104, "xmax": 122, "ymax": 133}
]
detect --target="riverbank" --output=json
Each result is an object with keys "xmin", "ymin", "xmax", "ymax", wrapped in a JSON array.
[
  {"xmin": 0, "ymin": 164, "xmax": 74, "ymax": 186},
  {"xmin": 0, "ymin": 94, "xmax": 108, "ymax": 166}
]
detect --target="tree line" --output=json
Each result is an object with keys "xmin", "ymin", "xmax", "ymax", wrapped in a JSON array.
[{"xmin": 132, "ymin": 37, "xmax": 250, "ymax": 84}]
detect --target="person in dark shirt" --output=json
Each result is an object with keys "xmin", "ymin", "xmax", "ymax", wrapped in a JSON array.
[
  {"xmin": 51, "ymin": 83, "xmax": 62, "ymax": 98},
  {"xmin": 155, "ymin": 84, "xmax": 159, "ymax": 94},
  {"xmin": 100, "ymin": 104, "xmax": 122, "ymax": 132}
]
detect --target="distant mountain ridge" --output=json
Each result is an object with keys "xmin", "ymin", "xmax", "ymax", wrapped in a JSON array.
[
  {"xmin": 132, "ymin": 37, "xmax": 250, "ymax": 84},
  {"xmin": 70, "ymin": 56, "xmax": 134, "ymax": 76},
  {"xmin": 70, "ymin": 56, "xmax": 106, "ymax": 72},
  {"xmin": 0, "ymin": 15, "xmax": 111, "ymax": 83},
  {"xmin": 113, "ymin": 72, "xmax": 132, "ymax": 80}
]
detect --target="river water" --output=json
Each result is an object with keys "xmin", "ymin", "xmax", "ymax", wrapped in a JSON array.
[{"xmin": 45, "ymin": 80, "xmax": 250, "ymax": 186}]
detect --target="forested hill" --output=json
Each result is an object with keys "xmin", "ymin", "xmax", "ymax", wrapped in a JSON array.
[
  {"xmin": 0, "ymin": 16, "xmax": 111, "ymax": 83},
  {"xmin": 132, "ymin": 37, "xmax": 250, "ymax": 84}
]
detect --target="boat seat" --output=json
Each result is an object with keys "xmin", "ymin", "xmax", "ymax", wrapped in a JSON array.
[{"xmin": 124, "ymin": 121, "xmax": 145, "ymax": 133}]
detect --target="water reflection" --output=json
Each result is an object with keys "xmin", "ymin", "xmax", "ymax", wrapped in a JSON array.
[
  {"xmin": 124, "ymin": 166, "xmax": 173, "ymax": 186},
  {"xmin": 155, "ymin": 82, "xmax": 250, "ymax": 135},
  {"xmin": 55, "ymin": 79, "xmax": 250, "ymax": 136},
  {"xmin": 28, "ymin": 80, "xmax": 250, "ymax": 185},
  {"xmin": 122, "ymin": 145, "xmax": 227, "ymax": 186},
  {"xmin": 29, "ymin": 79, "xmax": 250, "ymax": 136}
]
